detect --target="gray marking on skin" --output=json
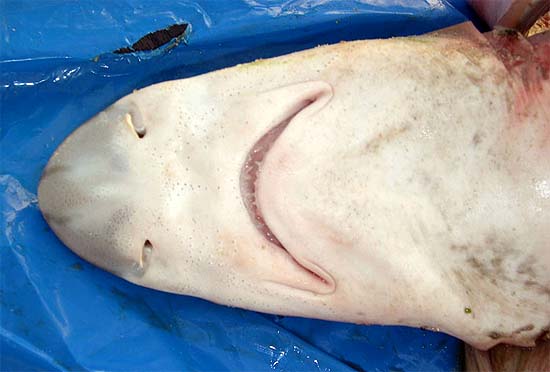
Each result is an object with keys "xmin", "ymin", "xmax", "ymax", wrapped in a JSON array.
[
  {"xmin": 462, "ymin": 235, "xmax": 517, "ymax": 283},
  {"xmin": 524, "ymin": 280, "xmax": 550, "ymax": 297},
  {"xmin": 42, "ymin": 165, "xmax": 68, "ymax": 180},
  {"xmin": 43, "ymin": 212, "xmax": 70, "ymax": 226},
  {"xmin": 517, "ymin": 257, "xmax": 536, "ymax": 277},
  {"xmin": 450, "ymin": 244, "xmax": 469, "ymax": 251},
  {"xmin": 514, "ymin": 324, "xmax": 535, "ymax": 334},
  {"xmin": 488, "ymin": 324, "xmax": 535, "ymax": 340},
  {"xmin": 472, "ymin": 131, "xmax": 484, "ymax": 146},
  {"xmin": 449, "ymin": 231, "xmax": 549, "ymax": 322}
]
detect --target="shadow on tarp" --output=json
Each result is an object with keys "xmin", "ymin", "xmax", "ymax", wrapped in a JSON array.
[{"xmin": 1, "ymin": 1, "xmax": 484, "ymax": 370}]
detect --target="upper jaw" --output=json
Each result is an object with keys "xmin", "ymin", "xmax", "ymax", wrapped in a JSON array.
[{"xmin": 239, "ymin": 84, "xmax": 336, "ymax": 294}]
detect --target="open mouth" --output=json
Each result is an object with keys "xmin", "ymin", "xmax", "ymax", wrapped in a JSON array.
[
  {"xmin": 239, "ymin": 97, "xmax": 334, "ymax": 290},
  {"xmin": 240, "ymin": 118, "xmax": 290, "ymax": 249}
]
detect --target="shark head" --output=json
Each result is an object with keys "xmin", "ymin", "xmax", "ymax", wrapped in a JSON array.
[
  {"xmin": 38, "ymin": 23, "xmax": 550, "ymax": 349},
  {"xmin": 38, "ymin": 73, "xmax": 345, "ymax": 318}
]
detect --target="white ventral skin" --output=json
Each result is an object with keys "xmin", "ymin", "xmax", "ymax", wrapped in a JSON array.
[{"xmin": 38, "ymin": 22, "xmax": 550, "ymax": 350}]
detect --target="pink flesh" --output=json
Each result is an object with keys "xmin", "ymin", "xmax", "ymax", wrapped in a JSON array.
[
  {"xmin": 468, "ymin": 0, "xmax": 549, "ymax": 33},
  {"xmin": 485, "ymin": 29, "xmax": 550, "ymax": 84},
  {"xmin": 486, "ymin": 29, "xmax": 550, "ymax": 149}
]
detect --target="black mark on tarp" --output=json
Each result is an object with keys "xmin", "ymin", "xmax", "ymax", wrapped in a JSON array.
[{"xmin": 114, "ymin": 23, "xmax": 188, "ymax": 54}]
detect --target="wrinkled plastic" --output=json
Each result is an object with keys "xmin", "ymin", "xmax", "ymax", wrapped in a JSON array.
[{"xmin": 1, "ymin": 1, "xmax": 484, "ymax": 371}]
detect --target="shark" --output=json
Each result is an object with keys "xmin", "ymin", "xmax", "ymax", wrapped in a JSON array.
[{"xmin": 37, "ymin": 0, "xmax": 549, "ymax": 369}]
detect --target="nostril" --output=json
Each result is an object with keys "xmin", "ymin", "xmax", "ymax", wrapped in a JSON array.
[
  {"xmin": 141, "ymin": 240, "xmax": 153, "ymax": 267},
  {"xmin": 132, "ymin": 239, "xmax": 153, "ymax": 277},
  {"xmin": 125, "ymin": 112, "xmax": 146, "ymax": 139},
  {"xmin": 135, "ymin": 128, "xmax": 146, "ymax": 139}
]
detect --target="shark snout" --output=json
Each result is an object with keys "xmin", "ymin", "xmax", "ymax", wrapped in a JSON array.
[{"xmin": 38, "ymin": 103, "xmax": 156, "ymax": 277}]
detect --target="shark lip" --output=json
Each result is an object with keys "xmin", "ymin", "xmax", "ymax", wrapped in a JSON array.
[
  {"xmin": 240, "ymin": 119, "xmax": 288, "ymax": 249},
  {"xmin": 240, "ymin": 100, "xmax": 311, "ymax": 249},
  {"xmin": 239, "ymin": 99, "xmax": 331, "ymax": 285}
]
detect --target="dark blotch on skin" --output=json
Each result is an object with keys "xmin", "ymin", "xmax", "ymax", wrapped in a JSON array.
[
  {"xmin": 488, "ymin": 325, "xmax": 535, "ymax": 340},
  {"xmin": 467, "ymin": 257, "xmax": 488, "ymax": 275},
  {"xmin": 456, "ymin": 235, "xmax": 518, "ymax": 287},
  {"xmin": 523, "ymin": 280, "xmax": 550, "ymax": 298},
  {"xmin": 472, "ymin": 132, "xmax": 484, "ymax": 146},
  {"xmin": 514, "ymin": 324, "xmax": 535, "ymax": 334},
  {"xmin": 539, "ymin": 286, "xmax": 550, "ymax": 297},
  {"xmin": 517, "ymin": 258, "xmax": 536, "ymax": 277},
  {"xmin": 491, "ymin": 256, "xmax": 503, "ymax": 269}
]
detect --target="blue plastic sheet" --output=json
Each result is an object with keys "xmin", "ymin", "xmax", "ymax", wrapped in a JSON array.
[{"xmin": 1, "ymin": 1, "xmax": 484, "ymax": 370}]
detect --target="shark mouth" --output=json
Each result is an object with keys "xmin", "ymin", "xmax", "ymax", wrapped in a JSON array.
[
  {"xmin": 240, "ymin": 119, "xmax": 289, "ymax": 249},
  {"xmin": 240, "ymin": 98, "xmax": 335, "ymax": 291}
]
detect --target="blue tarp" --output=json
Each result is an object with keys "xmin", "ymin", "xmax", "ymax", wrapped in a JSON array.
[{"xmin": 1, "ymin": 1, "xmax": 484, "ymax": 370}]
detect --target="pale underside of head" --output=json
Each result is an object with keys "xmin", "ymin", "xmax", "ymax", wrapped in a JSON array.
[{"xmin": 38, "ymin": 21, "xmax": 550, "ymax": 350}]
